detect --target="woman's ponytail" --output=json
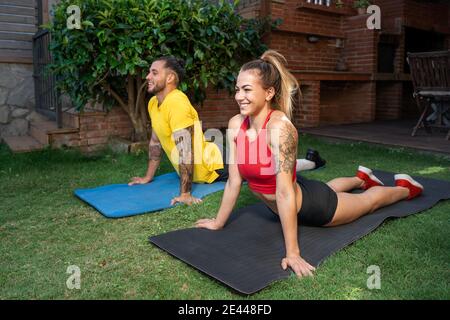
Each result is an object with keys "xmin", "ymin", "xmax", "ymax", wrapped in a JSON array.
[
  {"xmin": 241, "ymin": 50, "xmax": 300, "ymax": 119},
  {"xmin": 260, "ymin": 50, "xmax": 299, "ymax": 120}
]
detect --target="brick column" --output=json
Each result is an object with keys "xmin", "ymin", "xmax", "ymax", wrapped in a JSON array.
[
  {"xmin": 294, "ymin": 80, "xmax": 320, "ymax": 128},
  {"xmin": 376, "ymin": 82, "xmax": 403, "ymax": 120},
  {"xmin": 343, "ymin": 15, "xmax": 380, "ymax": 73}
]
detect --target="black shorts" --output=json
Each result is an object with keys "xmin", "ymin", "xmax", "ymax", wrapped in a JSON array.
[
  {"xmin": 215, "ymin": 164, "xmax": 229, "ymax": 182},
  {"xmin": 214, "ymin": 148, "xmax": 229, "ymax": 182},
  {"xmin": 296, "ymin": 175, "xmax": 338, "ymax": 226}
]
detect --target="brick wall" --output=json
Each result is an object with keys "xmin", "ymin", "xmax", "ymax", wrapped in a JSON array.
[
  {"xmin": 373, "ymin": 0, "xmax": 404, "ymax": 34},
  {"xmin": 343, "ymin": 15, "xmax": 379, "ymax": 73},
  {"xmin": 270, "ymin": 31, "xmax": 342, "ymax": 71},
  {"xmin": 319, "ymin": 81, "xmax": 376, "ymax": 125},
  {"xmin": 51, "ymin": 107, "xmax": 133, "ymax": 153},
  {"xmin": 376, "ymin": 82, "xmax": 403, "ymax": 120},
  {"xmin": 403, "ymin": 0, "xmax": 449, "ymax": 34},
  {"xmin": 237, "ymin": 0, "xmax": 262, "ymax": 19},
  {"xmin": 373, "ymin": 0, "xmax": 449, "ymax": 34},
  {"xmin": 271, "ymin": 0, "xmax": 344, "ymax": 38},
  {"xmin": 293, "ymin": 81, "xmax": 320, "ymax": 128},
  {"xmin": 394, "ymin": 32, "xmax": 406, "ymax": 74},
  {"xmin": 195, "ymin": 88, "xmax": 239, "ymax": 130}
]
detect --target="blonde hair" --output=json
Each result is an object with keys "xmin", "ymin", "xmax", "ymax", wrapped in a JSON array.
[{"xmin": 240, "ymin": 50, "xmax": 300, "ymax": 119}]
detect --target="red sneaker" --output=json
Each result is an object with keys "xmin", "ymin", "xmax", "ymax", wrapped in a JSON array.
[
  {"xmin": 356, "ymin": 166, "xmax": 384, "ymax": 190},
  {"xmin": 394, "ymin": 174, "xmax": 424, "ymax": 200}
]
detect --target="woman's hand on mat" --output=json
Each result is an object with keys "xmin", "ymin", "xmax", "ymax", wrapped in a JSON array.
[
  {"xmin": 195, "ymin": 218, "xmax": 223, "ymax": 230},
  {"xmin": 171, "ymin": 193, "xmax": 203, "ymax": 206},
  {"xmin": 128, "ymin": 176, "xmax": 152, "ymax": 186},
  {"xmin": 281, "ymin": 255, "xmax": 316, "ymax": 278}
]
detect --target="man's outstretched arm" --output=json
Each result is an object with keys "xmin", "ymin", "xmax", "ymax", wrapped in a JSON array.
[
  {"xmin": 171, "ymin": 125, "xmax": 202, "ymax": 205},
  {"xmin": 128, "ymin": 130, "xmax": 162, "ymax": 185}
]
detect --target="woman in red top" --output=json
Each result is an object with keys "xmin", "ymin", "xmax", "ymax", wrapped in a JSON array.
[{"xmin": 196, "ymin": 50, "xmax": 424, "ymax": 278}]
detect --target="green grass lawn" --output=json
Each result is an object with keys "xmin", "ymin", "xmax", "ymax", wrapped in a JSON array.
[{"xmin": 1, "ymin": 134, "xmax": 449, "ymax": 300}]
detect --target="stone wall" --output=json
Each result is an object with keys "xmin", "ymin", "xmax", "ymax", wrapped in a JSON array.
[{"xmin": 0, "ymin": 63, "xmax": 38, "ymax": 141}]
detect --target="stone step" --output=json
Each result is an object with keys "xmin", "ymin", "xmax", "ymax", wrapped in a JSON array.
[
  {"xmin": 29, "ymin": 120, "xmax": 79, "ymax": 145},
  {"xmin": 29, "ymin": 120, "xmax": 55, "ymax": 145},
  {"xmin": 3, "ymin": 135, "xmax": 44, "ymax": 153}
]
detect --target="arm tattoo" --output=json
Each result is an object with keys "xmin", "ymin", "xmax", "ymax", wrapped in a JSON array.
[
  {"xmin": 179, "ymin": 161, "xmax": 193, "ymax": 194},
  {"xmin": 173, "ymin": 126, "xmax": 194, "ymax": 194},
  {"xmin": 277, "ymin": 123, "xmax": 297, "ymax": 174},
  {"xmin": 148, "ymin": 144, "xmax": 162, "ymax": 161}
]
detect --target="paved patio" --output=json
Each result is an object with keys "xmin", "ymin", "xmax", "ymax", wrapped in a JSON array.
[{"xmin": 300, "ymin": 119, "xmax": 450, "ymax": 156}]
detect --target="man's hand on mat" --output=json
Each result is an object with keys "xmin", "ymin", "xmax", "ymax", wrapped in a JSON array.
[
  {"xmin": 281, "ymin": 255, "xmax": 316, "ymax": 278},
  {"xmin": 171, "ymin": 193, "xmax": 202, "ymax": 206},
  {"xmin": 195, "ymin": 218, "xmax": 223, "ymax": 230},
  {"xmin": 128, "ymin": 176, "xmax": 152, "ymax": 185}
]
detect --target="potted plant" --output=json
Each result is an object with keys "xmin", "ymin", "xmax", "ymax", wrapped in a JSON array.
[{"xmin": 353, "ymin": 0, "xmax": 371, "ymax": 14}]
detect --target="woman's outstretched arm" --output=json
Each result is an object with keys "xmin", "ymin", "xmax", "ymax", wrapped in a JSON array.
[
  {"xmin": 195, "ymin": 115, "xmax": 243, "ymax": 230},
  {"xmin": 270, "ymin": 118, "xmax": 316, "ymax": 278}
]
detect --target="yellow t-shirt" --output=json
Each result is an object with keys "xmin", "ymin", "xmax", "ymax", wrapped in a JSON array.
[{"xmin": 148, "ymin": 89, "xmax": 224, "ymax": 184}]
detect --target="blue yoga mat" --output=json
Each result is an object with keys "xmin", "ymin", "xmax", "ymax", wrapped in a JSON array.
[{"xmin": 74, "ymin": 172, "xmax": 226, "ymax": 218}]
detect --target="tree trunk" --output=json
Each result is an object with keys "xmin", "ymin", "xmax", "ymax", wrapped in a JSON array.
[
  {"xmin": 124, "ymin": 74, "xmax": 148, "ymax": 142},
  {"xmin": 104, "ymin": 74, "xmax": 150, "ymax": 142},
  {"xmin": 128, "ymin": 111, "xmax": 147, "ymax": 142},
  {"xmin": 135, "ymin": 73, "xmax": 151, "ymax": 141}
]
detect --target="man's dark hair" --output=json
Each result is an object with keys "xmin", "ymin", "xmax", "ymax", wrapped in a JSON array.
[{"xmin": 156, "ymin": 56, "xmax": 186, "ymax": 85}]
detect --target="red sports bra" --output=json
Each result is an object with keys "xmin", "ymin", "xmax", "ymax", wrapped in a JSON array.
[{"xmin": 236, "ymin": 110, "xmax": 296, "ymax": 194}]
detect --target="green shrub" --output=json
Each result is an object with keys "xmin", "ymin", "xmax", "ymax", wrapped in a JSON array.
[{"xmin": 353, "ymin": 0, "xmax": 371, "ymax": 9}]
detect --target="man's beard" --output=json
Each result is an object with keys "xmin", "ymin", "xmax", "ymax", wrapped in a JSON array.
[{"xmin": 148, "ymin": 81, "xmax": 165, "ymax": 94}]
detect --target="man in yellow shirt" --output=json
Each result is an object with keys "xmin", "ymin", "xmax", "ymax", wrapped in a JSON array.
[{"xmin": 129, "ymin": 56, "xmax": 225, "ymax": 205}]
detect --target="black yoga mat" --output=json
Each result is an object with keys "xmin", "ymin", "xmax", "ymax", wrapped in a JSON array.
[{"xmin": 149, "ymin": 171, "xmax": 450, "ymax": 294}]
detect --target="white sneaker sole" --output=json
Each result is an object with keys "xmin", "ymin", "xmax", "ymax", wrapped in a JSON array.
[
  {"xmin": 358, "ymin": 165, "xmax": 384, "ymax": 186},
  {"xmin": 394, "ymin": 174, "xmax": 424, "ymax": 189}
]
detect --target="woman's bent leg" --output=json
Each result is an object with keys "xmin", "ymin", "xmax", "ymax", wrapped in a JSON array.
[
  {"xmin": 325, "ymin": 186, "xmax": 409, "ymax": 227},
  {"xmin": 327, "ymin": 177, "xmax": 364, "ymax": 193}
]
